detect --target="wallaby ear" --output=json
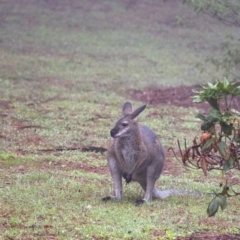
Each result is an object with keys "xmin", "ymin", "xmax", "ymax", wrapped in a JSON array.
[
  {"xmin": 122, "ymin": 102, "xmax": 133, "ymax": 116},
  {"xmin": 130, "ymin": 105, "xmax": 146, "ymax": 120}
]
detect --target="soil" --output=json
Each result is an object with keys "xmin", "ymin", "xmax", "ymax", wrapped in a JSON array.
[{"xmin": 130, "ymin": 85, "xmax": 240, "ymax": 112}]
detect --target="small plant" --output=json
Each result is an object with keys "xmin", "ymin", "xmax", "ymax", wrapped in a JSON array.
[{"xmin": 170, "ymin": 78, "xmax": 240, "ymax": 216}]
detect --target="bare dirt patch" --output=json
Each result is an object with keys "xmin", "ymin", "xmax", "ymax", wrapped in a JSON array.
[{"xmin": 131, "ymin": 85, "xmax": 240, "ymax": 112}]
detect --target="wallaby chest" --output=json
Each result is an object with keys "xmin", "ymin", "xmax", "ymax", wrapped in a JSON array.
[{"xmin": 114, "ymin": 137, "xmax": 145, "ymax": 172}]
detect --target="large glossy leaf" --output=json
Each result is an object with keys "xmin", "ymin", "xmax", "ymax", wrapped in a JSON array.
[
  {"xmin": 223, "ymin": 77, "xmax": 230, "ymax": 91},
  {"xmin": 192, "ymin": 95, "xmax": 204, "ymax": 103},
  {"xmin": 196, "ymin": 113, "xmax": 207, "ymax": 121},
  {"xmin": 209, "ymin": 109, "xmax": 222, "ymax": 121},
  {"xmin": 206, "ymin": 97, "xmax": 219, "ymax": 111},
  {"xmin": 218, "ymin": 141, "xmax": 227, "ymax": 158},
  {"xmin": 207, "ymin": 196, "xmax": 220, "ymax": 217},
  {"xmin": 216, "ymin": 80, "xmax": 224, "ymax": 90},
  {"xmin": 201, "ymin": 120, "xmax": 214, "ymax": 131},
  {"xmin": 217, "ymin": 78, "xmax": 234, "ymax": 93},
  {"xmin": 201, "ymin": 115, "xmax": 219, "ymax": 131},
  {"xmin": 219, "ymin": 195, "xmax": 227, "ymax": 211},
  {"xmin": 223, "ymin": 157, "xmax": 234, "ymax": 172},
  {"xmin": 208, "ymin": 82, "xmax": 217, "ymax": 89}
]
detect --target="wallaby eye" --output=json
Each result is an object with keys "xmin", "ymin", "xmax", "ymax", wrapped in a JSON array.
[{"xmin": 122, "ymin": 123, "xmax": 128, "ymax": 127}]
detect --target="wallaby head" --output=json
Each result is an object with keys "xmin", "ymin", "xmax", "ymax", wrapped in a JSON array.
[{"xmin": 110, "ymin": 102, "xmax": 146, "ymax": 138}]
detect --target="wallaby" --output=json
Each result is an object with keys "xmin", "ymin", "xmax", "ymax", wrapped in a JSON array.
[
  {"xmin": 103, "ymin": 102, "xmax": 166, "ymax": 205},
  {"xmin": 102, "ymin": 102, "xmax": 213, "ymax": 205}
]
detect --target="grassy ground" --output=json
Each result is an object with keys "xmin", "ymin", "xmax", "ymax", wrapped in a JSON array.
[{"xmin": 0, "ymin": 0, "xmax": 240, "ymax": 239}]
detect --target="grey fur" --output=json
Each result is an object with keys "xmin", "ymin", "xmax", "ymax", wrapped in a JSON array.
[{"xmin": 105, "ymin": 102, "xmax": 165, "ymax": 204}]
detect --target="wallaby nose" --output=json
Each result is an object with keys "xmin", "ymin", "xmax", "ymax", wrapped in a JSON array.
[{"xmin": 110, "ymin": 128, "xmax": 117, "ymax": 137}]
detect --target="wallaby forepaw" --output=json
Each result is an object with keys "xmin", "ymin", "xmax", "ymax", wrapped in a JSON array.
[
  {"xmin": 135, "ymin": 199, "xmax": 145, "ymax": 206},
  {"xmin": 101, "ymin": 196, "xmax": 112, "ymax": 202},
  {"xmin": 122, "ymin": 172, "xmax": 132, "ymax": 184}
]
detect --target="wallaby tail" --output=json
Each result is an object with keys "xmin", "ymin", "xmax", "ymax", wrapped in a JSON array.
[{"xmin": 153, "ymin": 188, "xmax": 211, "ymax": 199}]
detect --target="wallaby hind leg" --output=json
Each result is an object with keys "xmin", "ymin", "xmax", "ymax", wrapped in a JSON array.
[
  {"xmin": 135, "ymin": 181, "xmax": 156, "ymax": 206},
  {"xmin": 135, "ymin": 169, "xmax": 160, "ymax": 205},
  {"xmin": 139, "ymin": 181, "xmax": 147, "ymax": 192},
  {"xmin": 143, "ymin": 178, "xmax": 156, "ymax": 202},
  {"xmin": 139, "ymin": 181, "xmax": 163, "ymax": 200}
]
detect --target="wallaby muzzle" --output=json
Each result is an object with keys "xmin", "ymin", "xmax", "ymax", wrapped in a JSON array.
[{"xmin": 110, "ymin": 128, "xmax": 118, "ymax": 138}]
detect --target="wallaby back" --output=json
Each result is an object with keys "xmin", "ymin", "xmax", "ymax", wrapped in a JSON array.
[{"xmin": 105, "ymin": 102, "xmax": 165, "ymax": 205}]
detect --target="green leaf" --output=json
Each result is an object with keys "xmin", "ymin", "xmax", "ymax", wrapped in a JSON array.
[
  {"xmin": 220, "ymin": 122, "xmax": 233, "ymax": 136},
  {"xmin": 219, "ymin": 195, "xmax": 227, "ymax": 211},
  {"xmin": 223, "ymin": 157, "xmax": 234, "ymax": 172},
  {"xmin": 217, "ymin": 78, "xmax": 236, "ymax": 94},
  {"xmin": 232, "ymin": 86, "xmax": 240, "ymax": 96},
  {"xmin": 207, "ymin": 196, "xmax": 220, "ymax": 217},
  {"xmin": 206, "ymin": 97, "xmax": 219, "ymax": 110},
  {"xmin": 201, "ymin": 120, "xmax": 214, "ymax": 131},
  {"xmin": 201, "ymin": 115, "xmax": 218, "ymax": 131},
  {"xmin": 218, "ymin": 141, "xmax": 227, "ymax": 158},
  {"xmin": 216, "ymin": 80, "xmax": 224, "ymax": 91},
  {"xmin": 208, "ymin": 82, "xmax": 216, "ymax": 89},
  {"xmin": 201, "ymin": 138, "xmax": 215, "ymax": 152},
  {"xmin": 223, "ymin": 77, "xmax": 229, "ymax": 90},
  {"xmin": 209, "ymin": 109, "xmax": 222, "ymax": 121},
  {"xmin": 196, "ymin": 113, "xmax": 207, "ymax": 121},
  {"xmin": 192, "ymin": 95, "xmax": 203, "ymax": 103}
]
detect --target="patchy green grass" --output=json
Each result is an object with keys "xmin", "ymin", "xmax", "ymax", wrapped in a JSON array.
[
  {"xmin": 1, "ymin": 0, "xmax": 240, "ymax": 239},
  {"xmin": 1, "ymin": 159, "xmax": 240, "ymax": 239}
]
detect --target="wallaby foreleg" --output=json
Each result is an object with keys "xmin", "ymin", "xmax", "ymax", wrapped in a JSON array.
[
  {"xmin": 135, "ymin": 176, "xmax": 156, "ymax": 205},
  {"xmin": 108, "ymin": 158, "xmax": 123, "ymax": 200},
  {"xmin": 112, "ymin": 172, "xmax": 122, "ymax": 200},
  {"xmin": 135, "ymin": 165, "xmax": 160, "ymax": 205}
]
